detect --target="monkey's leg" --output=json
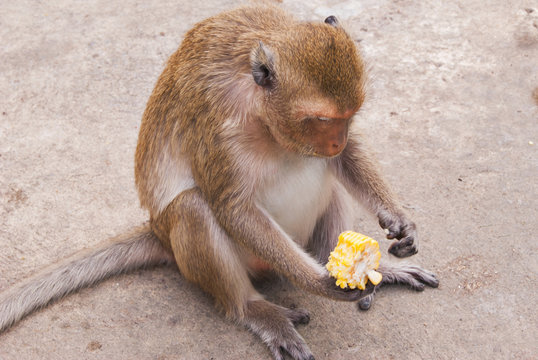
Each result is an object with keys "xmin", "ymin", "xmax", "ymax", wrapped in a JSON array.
[
  {"xmin": 357, "ymin": 263, "xmax": 439, "ymax": 310},
  {"xmin": 164, "ymin": 189, "xmax": 315, "ymax": 360}
]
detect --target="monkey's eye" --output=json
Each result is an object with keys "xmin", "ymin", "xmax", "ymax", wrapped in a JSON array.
[{"xmin": 317, "ymin": 117, "xmax": 331, "ymax": 122}]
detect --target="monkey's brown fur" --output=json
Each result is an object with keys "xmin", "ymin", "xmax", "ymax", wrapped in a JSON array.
[{"xmin": 1, "ymin": 6, "xmax": 438, "ymax": 360}]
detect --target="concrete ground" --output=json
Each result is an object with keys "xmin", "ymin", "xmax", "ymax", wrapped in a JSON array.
[{"xmin": 0, "ymin": 0, "xmax": 536, "ymax": 359}]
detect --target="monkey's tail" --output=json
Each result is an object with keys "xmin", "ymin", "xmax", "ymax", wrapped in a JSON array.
[{"xmin": 0, "ymin": 223, "xmax": 174, "ymax": 333}]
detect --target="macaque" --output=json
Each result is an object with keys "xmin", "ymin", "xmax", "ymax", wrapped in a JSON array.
[{"xmin": 0, "ymin": 6, "xmax": 438, "ymax": 360}]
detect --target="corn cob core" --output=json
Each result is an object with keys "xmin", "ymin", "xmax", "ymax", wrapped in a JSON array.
[{"xmin": 326, "ymin": 231, "xmax": 382, "ymax": 290}]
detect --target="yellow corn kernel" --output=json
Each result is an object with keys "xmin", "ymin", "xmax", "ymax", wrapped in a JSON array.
[{"xmin": 326, "ymin": 231, "xmax": 382, "ymax": 290}]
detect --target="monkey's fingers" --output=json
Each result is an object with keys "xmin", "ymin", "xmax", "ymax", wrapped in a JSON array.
[
  {"xmin": 359, "ymin": 263, "xmax": 439, "ymax": 310},
  {"xmin": 384, "ymin": 227, "xmax": 401, "ymax": 240},
  {"xmin": 379, "ymin": 212, "xmax": 417, "ymax": 242},
  {"xmin": 375, "ymin": 263, "xmax": 438, "ymax": 291},
  {"xmin": 388, "ymin": 236, "xmax": 418, "ymax": 258},
  {"xmin": 383, "ymin": 220, "xmax": 416, "ymax": 240},
  {"xmin": 321, "ymin": 275, "xmax": 375, "ymax": 302}
]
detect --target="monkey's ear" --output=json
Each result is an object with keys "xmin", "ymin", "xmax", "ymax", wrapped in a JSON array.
[
  {"xmin": 324, "ymin": 15, "xmax": 339, "ymax": 27},
  {"xmin": 251, "ymin": 42, "xmax": 275, "ymax": 88}
]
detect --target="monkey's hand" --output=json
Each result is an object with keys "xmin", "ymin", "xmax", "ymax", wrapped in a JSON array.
[
  {"xmin": 378, "ymin": 210, "xmax": 418, "ymax": 258},
  {"xmin": 319, "ymin": 274, "xmax": 375, "ymax": 301}
]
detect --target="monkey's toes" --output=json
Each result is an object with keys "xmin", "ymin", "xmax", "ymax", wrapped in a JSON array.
[
  {"xmin": 268, "ymin": 336, "xmax": 314, "ymax": 360},
  {"xmin": 393, "ymin": 265, "xmax": 439, "ymax": 291},
  {"xmin": 286, "ymin": 307, "xmax": 311, "ymax": 326}
]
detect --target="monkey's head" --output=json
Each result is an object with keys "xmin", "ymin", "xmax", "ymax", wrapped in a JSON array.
[{"xmin": 250, "ymin": 16, "xmax": 365, "ymax": 158}]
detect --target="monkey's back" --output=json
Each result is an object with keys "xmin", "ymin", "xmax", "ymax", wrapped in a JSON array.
[{"xmin": 134, "ymin": 6, "xmax": 293, "ymax": 217}]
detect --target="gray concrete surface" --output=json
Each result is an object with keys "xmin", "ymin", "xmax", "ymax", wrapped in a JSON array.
[{"xmin": 0, "ymin": 0, "xmax": 537, "ymax": 359}]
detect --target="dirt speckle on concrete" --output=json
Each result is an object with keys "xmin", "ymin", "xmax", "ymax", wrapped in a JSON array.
[
  {"xmin": 443, "ymin": 255, "xmax": 496, "ymax": 294},
  {"xmin": 87, "ymin": 340, "xmax": 103, "ymax": 351},
  {"xmin": 6, "ymin": 187, "xmax": 28, "ymax": 205}
]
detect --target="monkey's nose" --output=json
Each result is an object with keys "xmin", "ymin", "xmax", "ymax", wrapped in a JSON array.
[{"xmin": 325, "ymin": 142, "xmax": 343, "ymax": 157}]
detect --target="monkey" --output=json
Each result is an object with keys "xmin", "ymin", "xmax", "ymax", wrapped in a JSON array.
[{"xmin": 0, "ymin": 5, "xmax": 438, "ymax": 360}]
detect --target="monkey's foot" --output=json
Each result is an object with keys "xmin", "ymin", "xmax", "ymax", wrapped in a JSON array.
[
  {"xmin": 265, "ymin": 327, "xmax": 314, "ymax": 360},
  {"xmin": 285, "ymin": 305, "xmax": 311, "ymax": 326},
  {"xmin": 245, "ymin": 300, "xmax": 314, "ymax": 360},
  {"xmin": 357, "ymin": 263, "xmax": 439, "ymax": 311}
]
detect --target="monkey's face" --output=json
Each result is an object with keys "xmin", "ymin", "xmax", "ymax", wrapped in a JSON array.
[
  {"xmin": 262, "ymin": 88, "xmax": 363, "ymax": 160},
  {"xmin": 250, "ymin": 21, "xmax": 365, "ymax": 158},
  {"xmin": 270, "ymin": 98, "xmax": 358, "ymax": 158}
]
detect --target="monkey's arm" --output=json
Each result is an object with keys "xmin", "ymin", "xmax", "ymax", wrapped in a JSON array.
[
  {"xmin": 333, "ymin": 135, "xmax": 418, "ymax": 257},
  {"xmin": 213, "ymin": 199, "xmax": 373, "ymax": 301}
]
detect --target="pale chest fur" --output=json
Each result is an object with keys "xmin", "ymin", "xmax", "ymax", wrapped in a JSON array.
[{"xmin": 255, "ymin": 157, "xmax": 333, "ymax": 248}]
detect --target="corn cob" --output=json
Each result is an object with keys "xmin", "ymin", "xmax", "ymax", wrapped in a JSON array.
[{"xmin": 326, "ymin": 231, "xmax": 382, "ymax": 290}]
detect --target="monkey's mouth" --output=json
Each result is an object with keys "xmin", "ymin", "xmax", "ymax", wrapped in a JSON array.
[{"xmin": 311, "ymin": 147, "xmax": 345, "ymax": 159}]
